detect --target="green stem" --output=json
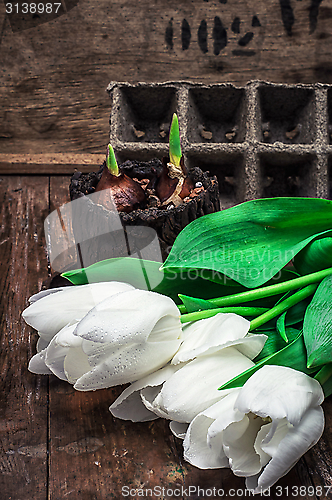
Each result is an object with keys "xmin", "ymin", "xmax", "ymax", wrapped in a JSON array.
[
  {"xmin": 180, "ymin": 306, "xmax": 269, "ymax": 324},
  {"xmin": 249, "ymin": 284, "xmax": 317, "ymax": 331},
  {"xmin": 179, "ymin": 267, "xmax": 332, "ymax": 314}
]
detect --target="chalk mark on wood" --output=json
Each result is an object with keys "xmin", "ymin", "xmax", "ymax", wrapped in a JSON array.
[
  {"xmin": 279, "ymin": 0, "xmax": 295, "ymax": 35},
  {"xmin": 231, "ymin": 17, "xmax": 240, "ymax": 34},
  {"xmin": 182, "ymin": 19, "xmax": 191, "ymax": 50},
  {"xmin": 252, "ymin": 15, "xmax": 261, "ymax": 27},
  {"xmin": 198, "ymin": 19, "xmax": 208, "ymax": 53},
  {"xmin": 238, "ymin": 32, "xmax": 254, "ymax": 46},
  {"xmin": 165, "ymin": 19, "xmax": 173, "ymax": 49},
  {"xmin": 213, "ymin": 16, "xmax": 227, "ymax": 55},
  {"xmin": 309, "ymin": 0, "xmax": 324, "ymax": 33},
  {"xmin": 232, "ymin": 49, "xmax": 256, "ymax": 57}
]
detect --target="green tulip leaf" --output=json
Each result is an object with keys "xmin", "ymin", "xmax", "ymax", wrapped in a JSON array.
[
  {"xmin": 106, "ymin": 144, "xmax": 119, "ymax": 176},
  {"xmin": 304, "ymin": 275, "xmax": 332, "ymax": 368},
  {"xmin": 169, "ymin": 113, "xmax": 181, "ymax": 167},
  {"xmin": 254, "ymin": 328, "xmax": 299, "ymax": 362},
  {"xmin": 276, "ymin": 312, "xmax": 288, "ymax": 342},
  {"xmin": 219, "ymin": 330, "xmax": 316, "ymax": 390},
  {"xmin": 314, "ymin": 363, "xmax": 332, "ymax": 398},
  {"xmin": 294, "ymin": 233, "xmax": 332, "ymax": 275},
  {"xmin": 198, "ymin": 269, "xmax": 243, "ymax": 287},
  {"xmin": 204, "ymin": 268, "xmax": 299, "ymax": 287},
  {"xmin": 178, "ymin": 294, "xmax": 217, "ymax": 313},
  {"xmin": 63, "ymin": 257, "xmax": 162, "ymax": 288},
  {"xmin": 162, "ymin": 197, "xmax": 332, "ymax": 288},
  {"xmin": 256, "ymin": 296, "xmax": 311, "ymax": 330},
  {"xmin": 62, "ymin": 257, "xmax": 242, "ymax": 304}
]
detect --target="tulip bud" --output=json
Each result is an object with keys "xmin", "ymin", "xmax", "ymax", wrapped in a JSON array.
[
  {"xmin": 95, "ymin": 144, "xmax": 146, "ymax": 213},
  {"xmin": 27, "ymin": 287, "xmax": 183, "ymax": 390},
  {"xmin": 155, "ymin": 114, "xmax": 194, "ymax": 206}
]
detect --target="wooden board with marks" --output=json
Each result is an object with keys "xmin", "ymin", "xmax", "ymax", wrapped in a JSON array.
[{"xmin": 0, "ymin": 0, "xmax": 332, "ymax": 158}]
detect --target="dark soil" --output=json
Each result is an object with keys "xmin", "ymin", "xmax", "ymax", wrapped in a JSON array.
[{"xmin": 69, "ymin": 158, "xmax": 220, "ymax": 263}]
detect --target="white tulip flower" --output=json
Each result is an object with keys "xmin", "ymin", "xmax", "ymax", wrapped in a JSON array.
[
  {"xmin": 183, "ymin": 365, "xmax": 325, "ymax": 494},
  {"xmin": 28, "ymin": 288, "xmax": 182, "ymax": 390},
  {"xmin": 172, "ymin": 313, "xmax": 261, "ymax": 364},
  {"xmin": 22, "ymin": 281, "xmax": 134, "ymax": 347},
  {"xmin": 150, "ymin": 346, "xmax": 262, "ymax": 423},
  {"xmin": 109, "ymin": 314, "xmax": 267, "ymax": 423},
  {"xmin": 110, "ymin": 363, "xmax": 184, "ymax": 422}
]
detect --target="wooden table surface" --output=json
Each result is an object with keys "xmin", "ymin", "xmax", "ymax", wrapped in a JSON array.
[
  {"xmin": 1, "ymin": 178, "xmax": 332, "ymax": 500},
  {"xmin": 2, "ymin": 0, "xmax": 332, "ymax": 498}
]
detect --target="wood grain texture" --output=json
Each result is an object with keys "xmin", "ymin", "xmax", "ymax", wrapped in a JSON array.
[
  {"xmin": 1, "ymin": 0, "xmax": 332, "ymax": 156},
  {"xmin": 1, "ymin": 0, "xmax": 332, "ymax": 491},
  {"xmin": 0, "ymin": 154, "xmax": 105, "ymax": 174},
  {"xmin": 0, "ymin": 176, "xmax": 49, "ymax": 499}
]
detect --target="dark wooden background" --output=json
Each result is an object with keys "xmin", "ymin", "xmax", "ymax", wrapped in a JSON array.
[{"xmin": 1, "ymin": 1, "xmax": 332, "ymax": 499}]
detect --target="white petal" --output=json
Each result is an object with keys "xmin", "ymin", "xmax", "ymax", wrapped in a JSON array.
[
  {"xmin": 74, "ymin": 289, "xmax": 181, "ymax": 345},
  {"xmin": 255, "ymin": 418, "xmax": 289, "ymax": 466},
  {"xmin": 222, "ymin": 413, "xmax": 266, "ymax": 477},
  {"xmin": 56, "ymin": 324, "xmax": 82, "ymax": 348},
  {"xmin": 155, "ymin": 347, "xmax": 254, "ymax": 423},
  {"xmin": 179, "ymin": 334, "xmax": 267, "ymax": 364},
  {"xmin": 74, "ymin": 339, "xmax": 181, "ymax": 390},
  {"xmin": 113, "ymin": 389, "xmax": 159, "ymax": 422},
  {"xmin": 235, "ymin": 333, "xmax": 267, "ymax": 360},
  {"xmin": 28, "ymin": 288, "xmax": 63, "ymax": 303},
  {"xmin": 140, "ymin": 387, "xmax": 172, "ymax": 420},
  {"xmin": 207, "ymin": 390, "xmax": 246, "ymax": 467},
  {"xmin": 235, "ymin": 365, "xmax": 324, "ymax": 426},
  {"xmin": 250, "ymin": 406, "xmax": 325, "ymax": 493},
  {"xmin": 172, "ymin": 313, "xmax": 250, "ymax": 363},
  {"xmin": 183, "ymin": 392, "xmax": 241, "ymax": 469},
  {"xmin": 22, "ymin": 282, "xmax": 134, "ymax": 341},
  {"xmin": 45, "ymin": 343, "xmax": 69, "ymax": 381},
  {"xmin": 140, "ymin": 363, "xmax": 186, "ymax": 419},
  {"xmin": 36, "ymin": 337, "xmax": 49, "ymax": 352},
  {"xmin": 28, "ymin": 349, "xmax": 53, "ymax": 374},
  {"xmin": 207, "ymin": 389, "xmax": 244, "ymax": 440},
  {"xmin": 169, "ymin": 421, "xmax": 189, "ymax": 439},
  {"xmin": 64, "ymin": 347, "xmax": 91, "ymax": 384},
  {"xmin": 44, "ymin": 324, "xmax": 80, "ymax": 381},
  {"xmin": 252, "ymin": 421, "xmax": 274, "ymax": 469},
  {"xmin": 184, "ymin": 414, "xmax": 228, "ymax": 469},
  {"xmin": 110, "ymin": 364, "xmax": 179, "ymax": 422}
]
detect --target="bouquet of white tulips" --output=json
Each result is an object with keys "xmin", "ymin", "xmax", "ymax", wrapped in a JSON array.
[{"xmin": 22, "ymin": 197, "xmax": 332, "ymax": 494}]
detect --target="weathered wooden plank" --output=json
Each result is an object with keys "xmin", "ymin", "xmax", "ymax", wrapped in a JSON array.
[
  {"xmin": 0, "ymin": 154, "xmax": 104, "ymax": 175},
  {"xmin": 50, "ymin": 175, "xmax": 72, "ymax": 211},
  {"xmin": 48, "ymin": 175, "xmax": 78, "ymax": 273},
  {"xmin": 300, "ymin": 398, "xmax": 332, "ymax": 500},
  {"xmin": 0, "ymin": 176, "xmax": 49, "ymax": 499},
  {"xmin": 49, "ymin": 380, "xmax": 190, "ymax": 499},
  {"xmin": 1, "ymin": 0, "xmax": 332, "ymax": 156}
]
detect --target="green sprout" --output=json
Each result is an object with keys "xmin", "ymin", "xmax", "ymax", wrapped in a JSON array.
[
  {"xmin": 106, "ymin": 144, "xmax": 119, "ymax": 177},
  {"xmin": 169, "ymin": 113, "xmax": 182, "ymax": 167}
]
